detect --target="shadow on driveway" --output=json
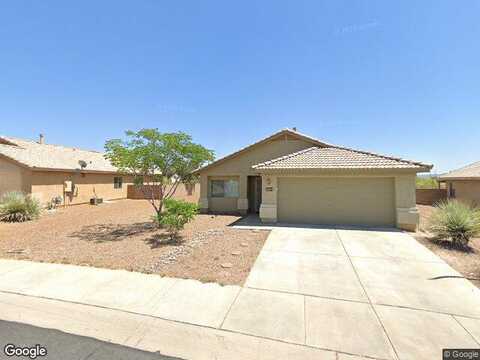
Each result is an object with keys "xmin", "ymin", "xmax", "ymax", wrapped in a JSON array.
[{"xmin": 0, "ymin": 320, "xmax": 183, "ymax": 360}]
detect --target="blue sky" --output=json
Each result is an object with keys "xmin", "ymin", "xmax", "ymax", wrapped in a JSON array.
[{"xmin": 0, "ymin": 1, "xmax": 478, "ymax": 173}]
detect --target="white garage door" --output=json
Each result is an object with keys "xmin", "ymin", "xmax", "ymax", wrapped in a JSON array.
[{"xmin": 277, "ymin": 177, "xmax": 395, "ymax": 226}]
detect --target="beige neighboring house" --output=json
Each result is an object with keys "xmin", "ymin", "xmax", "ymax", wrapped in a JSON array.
[
  {"xmin": 195, "ymin": 128, "xmax": 432, "ymax": 231},
  {"xmin": 0, "ymin": 135, "xmax": 133, "ymax": 206},
  {"xmin": 439, "ymin": 161, "xmax": 480, "ymax": 206}
]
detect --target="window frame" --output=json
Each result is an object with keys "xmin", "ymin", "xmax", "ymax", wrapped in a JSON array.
[
  {"xmin": 210, "ymin": 179, "xmax": 239, "ymax": 198},
  {"xmin": 114, "ymin": 176, "xmax": 123, "ymax": 189}
]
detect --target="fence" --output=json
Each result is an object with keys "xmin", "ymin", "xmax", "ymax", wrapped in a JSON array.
[
  {"xmin": 127, "ymin": 183, "xmax": 199, "ymax": 203},
  {"xmin": 416, "ymin": 189, "xmax": 447, "ymax": 205}
]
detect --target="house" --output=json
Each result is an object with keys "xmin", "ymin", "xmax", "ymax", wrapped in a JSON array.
[
  {"xmin": 0, "ymin": 134, "xmax": 134, "ymax": 206},
  {"xmin": 195, "ymin": 128, "xmax": 432, "ymax": 231},
  {"xmin": 439, "ymin": 161, "xmax": 480, "ymax": 206}
]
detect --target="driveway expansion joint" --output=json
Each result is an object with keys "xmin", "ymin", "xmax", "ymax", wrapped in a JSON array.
[{"xmin": 335, "ymin": 229, "xmax": 400, "ymax": 360}]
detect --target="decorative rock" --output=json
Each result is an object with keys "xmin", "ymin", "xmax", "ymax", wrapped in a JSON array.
[{"xmin": 221, "ymin": 263, "xmax": 233, "ymax": 269}]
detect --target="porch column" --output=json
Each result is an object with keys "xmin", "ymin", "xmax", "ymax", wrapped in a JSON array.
[
  {"xmin": 237, "ymin": 174, "xmax": 248, "ymax": 215},
  {"xmin": 259, "ymin": 174, "xmax": 277, "ymax": 222},
  {"xmin": 395, "ymin": 174, "xmax": 419, "ymax": 231}
]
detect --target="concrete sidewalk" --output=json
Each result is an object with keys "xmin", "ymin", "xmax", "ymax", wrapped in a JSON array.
[{"xmin": 1, "ymin": 226, "xmax": 480, "ymax": 360}]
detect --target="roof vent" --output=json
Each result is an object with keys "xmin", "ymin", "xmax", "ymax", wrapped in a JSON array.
[
  {"xmin": 292, "ymin": 127, "xmax": 297, "ymax": 132},
  {"xmin": 38, "ymin": 134, "xmax": 45, "ymax": 144},
  {"xmin": 78, "ymin": 160, "xmax": 87, "ymax": 169}
]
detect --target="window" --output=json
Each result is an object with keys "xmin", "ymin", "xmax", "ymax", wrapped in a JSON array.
[
  {"xmin": 210, "ymin": 179, "xmax": 239, "ymax": 198},
  {"xmin": 114, "ymin": 177, "xmax": 123, "ymax": 189}
]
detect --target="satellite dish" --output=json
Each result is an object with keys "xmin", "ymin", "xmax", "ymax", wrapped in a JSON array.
[{"xmin": 78, "ymin": 160, "xmax": 87, "ymax": 169}]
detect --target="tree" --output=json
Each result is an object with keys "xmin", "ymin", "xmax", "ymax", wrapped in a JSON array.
[{"xmin": 104, "ymin": 129, "xmax": 214, "ymax": 222}]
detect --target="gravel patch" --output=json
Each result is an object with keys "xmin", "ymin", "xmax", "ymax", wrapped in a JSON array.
[
  {"xmin": 0, "ymin": 200, "xmax": 269, "ymax": 285},
  {"xmin": 414, "ymin": 204, "xmax": 480, "ymax": 288}
]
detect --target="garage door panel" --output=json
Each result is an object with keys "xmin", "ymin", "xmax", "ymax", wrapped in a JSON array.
[{"xmin": 277, "ymin": 177, "xmax": 395, "ymax": 226}]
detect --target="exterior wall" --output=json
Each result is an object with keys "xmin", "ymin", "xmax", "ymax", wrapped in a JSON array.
[
  {"xmin": 198, "ymin": 137, "xmax": 312, "ymax": 214},
  {"xmin": 30, "ymin": 171, "xmax": 134, "ymax": 206},
  {"xmin": 447, "ymin": 180, "xmax": 480, "ymax": 206},
  {"xmin": 0, "ymin": 157, "xmax": 31, "ymax": 197},
  {"xmin": 127, "ymin": 183, "xmax": 199, "ymax": 203},
  {"xmin": 259, "ymin": 172, "xmax": 420, "ymax": 231}
]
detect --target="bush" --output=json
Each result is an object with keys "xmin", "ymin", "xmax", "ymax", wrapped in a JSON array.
[
  {"xmin": 0, "ymin": 191, "xmax": 41, "ymax": 222},
  {"xmin": 429, "ymin": 200, "xmax": 480, "ymax": 247},
  {"xmin": 157, "ymin": 199, "xmax": 198, "ymax": 240}
]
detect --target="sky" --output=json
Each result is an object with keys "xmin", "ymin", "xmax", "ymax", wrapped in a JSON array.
[{"xmin": 0, "ymin": 1, "xmax": 478, "ymax": 173}]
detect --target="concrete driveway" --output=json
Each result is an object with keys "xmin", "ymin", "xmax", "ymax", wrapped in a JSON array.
[
  {"xmin": 236, "ymin": 227, "xmax": 480, "ymax": 359},
  {"xmin": 1, "ymin": 227, "xmax": 480, "ymax": 360}
]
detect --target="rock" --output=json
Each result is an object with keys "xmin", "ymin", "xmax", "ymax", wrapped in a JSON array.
[
  {"xmin": 231, "ymin": 251, "xmax": 241, "ymax": 256},
  {"xmin": 240, "ymin": 242, "xmax": 248, "ymax": 247},
  {"xmin": 221, "ymin": 262, "xmax": 233, "ymax": 269}
]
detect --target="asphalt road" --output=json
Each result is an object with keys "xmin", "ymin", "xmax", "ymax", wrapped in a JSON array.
[{"xmin": 0, "ymin": 320, "xmax": 182, "ymax": 360}]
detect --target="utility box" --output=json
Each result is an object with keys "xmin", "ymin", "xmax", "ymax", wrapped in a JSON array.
[{"xmin": 64, "ymin": 181, "xmax": 73, "ymax": 192}]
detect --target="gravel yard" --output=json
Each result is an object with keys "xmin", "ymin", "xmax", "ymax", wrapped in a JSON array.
[
  {"xmin": 414, "ymin": 204, "xmax": 480, "ymax": 288},
  {"xmin": 0, "ymin": 200, "xmax": 269, "ymax": 285}
]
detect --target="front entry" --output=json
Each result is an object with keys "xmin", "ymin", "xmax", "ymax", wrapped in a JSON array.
[{"xmin": 247, "ymin": 176, "xmax": 262, "ymax": 213}]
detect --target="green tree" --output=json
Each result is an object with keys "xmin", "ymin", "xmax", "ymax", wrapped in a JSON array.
[{"xmin": 104, "ymin": 129, "xmax": 214, "ymax": 221}]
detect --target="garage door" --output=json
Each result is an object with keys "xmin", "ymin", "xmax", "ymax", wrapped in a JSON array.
[{"xmin": 277, "ymin": 177, "xmax": 395, "ymax": 226}]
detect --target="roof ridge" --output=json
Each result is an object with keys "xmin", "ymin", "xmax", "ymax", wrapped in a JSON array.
[{"xmin": 252, "ymin": 147, "xmax": 318, "ymax": 169}]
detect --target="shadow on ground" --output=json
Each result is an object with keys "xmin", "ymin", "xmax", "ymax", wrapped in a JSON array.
[
  {"xmin": 144, "ymin": 234, "xmax": 185, "ymax": 249},
  {"xmin": 69, "ymin": 222, "xmax": 157, "ymax": 243},
  {"xmin": 0, "ymin": 320, "xmax": 183, "ymax": 360}
]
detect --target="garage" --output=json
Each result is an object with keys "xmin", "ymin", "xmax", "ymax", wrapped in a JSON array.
[{"xmin": 277, "ymin": 177, "xmax": 396, "ymax": 226}]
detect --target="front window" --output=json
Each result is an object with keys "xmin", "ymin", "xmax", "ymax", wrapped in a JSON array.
[
  {"xmin": 211, "ymin": 179, "xmax": 239, "ymax": 198},
  {"xmin": 114, "ymin": 177, "xmax": 123, "ymax": 189}
]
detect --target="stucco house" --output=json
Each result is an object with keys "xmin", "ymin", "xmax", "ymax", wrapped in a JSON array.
[
  {"xmin": 195, "ymin": 128, "xmax": 432, "ymax": 231},
  {"xmin": 0, "ymin": 135, "xmax": 133, "ymax": 206},
  {"xmin": 439, "ymin": 161, "xmax": 480, "ymax": 206}
]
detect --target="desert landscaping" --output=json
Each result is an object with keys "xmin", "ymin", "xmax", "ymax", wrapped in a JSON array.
[{"xmin": 0, "ymin": 199, "xmax": 269, "ymax": 285}]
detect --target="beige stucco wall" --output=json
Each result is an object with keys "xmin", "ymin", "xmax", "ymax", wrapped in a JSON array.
[
  {"xmin": 30, "ymin": 171, "xmax": 134, "ymax": 205},
  {"xmin": 447, "ymin": 180, "xmax": 480, "ymax": 206},
  {"xmin": 0, "ymin": 157, "xmax": 32, "ymax": 197},
  {"xmin": 259, "ymin": 172, "xmax": 419, "ymax": 231},
  {"xmin": 198, "ymin": 137, "xmax": 313, "ymax": 213}
]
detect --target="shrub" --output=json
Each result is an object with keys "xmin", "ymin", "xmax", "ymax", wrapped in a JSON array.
[
  {"xmin": 0, "ymin": 191, "xmax": 41, "ymax": 222},
  {"xmin": 429, "ymin": 199, "xmax": 480, "ymax": 247},
  {"xmin": 157, "ymin": 199, "xmax": 198, "ymax": 241}
]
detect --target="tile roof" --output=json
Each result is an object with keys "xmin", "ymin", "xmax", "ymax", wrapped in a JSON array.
[
  {"xmin": 439, "ymin": 161, "xmax": 480, "ymax": 180},
  {"xmin": 0, "ymin": 136, "xmax": 118, "ymax": 173},
  {"xmin": 252, "ymin": 146, "xmax": 432, "ymax": 171},
  {"xmin": 195, "ymin": 128, "xmax": 330, "ymax": 173}
]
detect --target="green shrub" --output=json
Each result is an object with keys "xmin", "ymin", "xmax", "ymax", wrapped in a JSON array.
[
  {"xmin": 0, "ymin": 191, "xmax": 41, "ymax": 222},
  {"xmin": 429, "ymin": 199, "xmax": 480, "ymax": 247},
  {"xmin": 157, "ymin": 199, "xmax": 198, "ymax": 240}
]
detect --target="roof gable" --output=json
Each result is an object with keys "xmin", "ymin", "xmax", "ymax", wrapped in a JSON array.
[{"xmin": 195, "ymin": 128, "xmax": 329, "ymax": 173}]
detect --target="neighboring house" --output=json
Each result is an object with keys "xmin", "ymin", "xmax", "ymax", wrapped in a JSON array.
[
  {"xmin": 195, "ymin": 128, "xmax": 432, "ymax": 231},
  {"xmin": 439, "ymin": 161, "xmax": 480, "ymax": 206},
  {"xmin": 0, "ymin": 135, "xmax": 133, "ymax": 206}
]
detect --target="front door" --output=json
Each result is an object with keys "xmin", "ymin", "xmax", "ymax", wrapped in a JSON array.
[{"xmin": 248, "ymin": 176, "xmax": 262, "ymax": 213}]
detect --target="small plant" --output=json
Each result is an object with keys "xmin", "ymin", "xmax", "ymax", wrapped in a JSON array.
[
  {"xmin": 429, "ymin": 199, "xmax": 480, "ymax": 247},
  {"xmin": 47, "ymin": 196, "xmax": 63, "ymax": 210},
  {"xmin": 157, "ymin": 199, "xmax": 198, "ymax": 241},
  {"xmin": 0, "ymin": 191, "xmax": 41, "ymax": 222}
]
